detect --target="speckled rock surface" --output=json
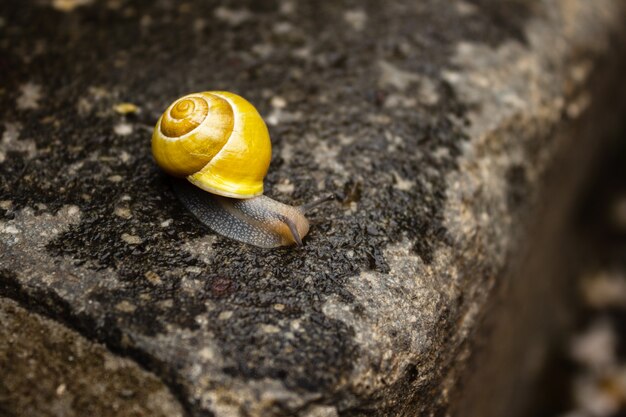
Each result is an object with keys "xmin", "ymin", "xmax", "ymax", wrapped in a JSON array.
[
  {"xmin": 1, "ymin": 1, "xmax": 626, "ymax": 416},
  {"xmin": 0, "ymin": 297, "xmax": 184, "ymax": 417}
]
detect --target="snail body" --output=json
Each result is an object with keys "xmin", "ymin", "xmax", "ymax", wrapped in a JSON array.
[
  {"xmin": 173, "ymin": 180, "xmax": 310, "ymax": 248},
  {"xmin": 152, "ymin": 91, "xmax": 330, "ymax": 248}
]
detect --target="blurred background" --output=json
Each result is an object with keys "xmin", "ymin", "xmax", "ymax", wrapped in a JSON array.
[{"xmin": 532, "ymin": 137, "xmax": 626, "ymax": 417}]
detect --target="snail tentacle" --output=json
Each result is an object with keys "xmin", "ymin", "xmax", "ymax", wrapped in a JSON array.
[
  {"xmin": 300, "ymin": 194, "xmax": 335, "ymax": 213},
  {"xmin": 283, "ymin": 217, "xmax": 303, "ymax": 246}
]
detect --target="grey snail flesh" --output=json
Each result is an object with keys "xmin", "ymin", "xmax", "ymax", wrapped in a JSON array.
[{"xmin": 173, "ymin": 179, "xmax": 310, "ymax": 248}]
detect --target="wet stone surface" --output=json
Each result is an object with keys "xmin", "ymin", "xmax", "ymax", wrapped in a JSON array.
[
  {"xmin": 0, "ymin": 297, "xmax": 184, "ymax": 417},
  {"xmin": 0, "ymin": 0, "xmax": 625, "ymax": 416}
]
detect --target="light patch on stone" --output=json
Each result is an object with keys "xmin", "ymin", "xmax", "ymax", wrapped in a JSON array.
[
  {"xmin": 275, "ymin": 180, "xmax": 295, "ymax": 194},
  {"xmin": 260, "ymin": 324, "xmax": 280, "ymax": 334},
  {"xmin": 571, "ymin": 60, "xmax": 594, "ymax": 84},
  {"xmin": 279, "ymin": 0, "xmax": 295, "ymax": 15},
  {"xmin": 88, "ymin": 86, "xmax": 110, "ymax": 100},
  {"xmin": 292, "ymin": 46, "xmax": 311, "ymax": 61},
  {"xmin": 2, "ymin": 224, "xmax": 20, "ymax": 235},
  {"xmin": 193, "ymin": 18, "xmax": 206, "ymax": 33},
  {"xmin": 378, "ymin": 60, "xmax": 421, "ymax": 91},
  {"xmin": 323, "ymin": 239, "xmax": 458, "ymax": 396},
  {"xmin": 144, "ymin": 271, "xmax": 162, "ymax": 285},
  {"xmin": 0, "ymin": 200, "xmax": 12, "ymax": 210},
  {"xmin": 344, "ymin": 9, "xmax": 367, "ymax": 31},
  {"xmin": 52, "ymin": 0, "xmax": 93, "ymax": 12},
  {"xmin": 145, "ymin": 390, "xmax": 185, "ymax": 417},
  {"xmin": 213, "ymin": 7, "xmax": 251, "ymax": 26},
  {"xmin": 383, "ymin": 93, "xmax": 417, "ymax": 108},
  {"xmin": 417, "ymin": 76, "xmax": 440, "ymax": 105},
  {"xmin": 302, "ymin": 405, "xmax": 339, "ymax": 417},
  {"xmin": 266, "ymin": 108, "xmax": 303, "ymax": 126},
  {"xmin": 270, "ymin": 96, "xmax": 287, "ymax": 109},
  {"xmin": 202, "ymin": 378, "xmax": 319, "ymax": 417},
  {"xmin": 218, "ymin": 311, "xmax": 233, "ymax": 320},
  {"xmin": 312, "ymin": 137, "xmax": 347, "ymax": 178},
  {"xmin": 114, "ymin": 206, "xmax": 132, "ymax": 219},
  {"xmin": 280, "ymin": 142, "xmax": 294, "ymax": 164},
  {"xmin": 181, "ymin": 277, "xmax": 203, "ymax": 294},
  {"xmin": 455, "ymin": 0, "xmax": 478, "ymax": 15},
  {"xmin": 121, "ymin": 233, "xmax": 142, "ymax": 245},
  {"xmin": 185, "ymin": 266, "xmax": 202, "ymax": 274},
  {"xmin": 120, "ymin": 151, "xmax": 132, "ymax": 164},
  {"xmin": 338, "ymin": 134, "xmax": 355, "ymax": 146},
  {"xmin": 1, "ymin": 206, "xmax": 81, "ymax": 247},
  {"xmin": 116, "ymin": 300, "xmax": 137, "ymax": 313},
  {"xmin": 1, "ymin": 122, "xmax": 37, "ymax": 160},
  {"xmin": 272, "ymin": 21, "xmax": 293, "ymax": 35},
  {"xmin": 365, "ymin": 113, "xmax": 392, "ymax": 125},
  {"xmin": 108, "ymin": 175, "xmax": 123, "ymax": 183},
  {"xmin": 55, "ymin": 383, "xmax": 66, "ymax": 396},
  {"xmin": 393, "ymin": 171, "xmax": 415, "ymax": 191},
  {"xmin": 183, "ymin": 235, "xmax": 217, "ymax": 264},
  {"xmin": 379, "ymin": 65, "xmax": 439, "ymax": 104},
  {"xmin": 199, "ymin": 347, "xmax": 216, "ymax": 361},
  {"xmin": 16, "ymin": 83, "xmax": 43, "ymax": 110},
  {"xmin": 76, "ymin": 97, "xmax": 93, "ymax": 115},
  {"xmin": 567, "ymin": 92, "xmax": 591, "ymax": 119},
  {"xmin": 0, "ymin": 204, "xmax": 127, "ymax": 310},
  {"xmin": 114, "ymin": 122, "xmax": 133, "ymax": 136},
  {"xmin": 252, "ymin": 43, "xmax": 274, "ymax": 58},
  {"xmin": 2, "ymin": 122, "xmax": 21, "ymax": 143},
  {"xmin": 290, "ymin": 319, "xmax": 301, "ymax": 331}
]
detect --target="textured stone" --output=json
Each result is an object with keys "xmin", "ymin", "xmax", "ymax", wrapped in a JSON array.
[
  {"xmin": 0, "ymin": 0, "xmax": 626, "ymax": 416},
  {"xmin": 0, "ymin": 297, "xmax": 183, "ymax": 417}
]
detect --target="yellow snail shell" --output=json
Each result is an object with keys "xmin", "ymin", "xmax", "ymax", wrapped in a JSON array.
[
  {"xmin": 151, "ymin": 91, "xmax": 332, "ymax": 248},
  {"xmin": 152, "ymin": 91, "xmax": 271, "ymax": 198}
]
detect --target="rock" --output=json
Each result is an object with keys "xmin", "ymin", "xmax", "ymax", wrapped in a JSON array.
[
  {"xmin": 0, "ymin": 297, "xmax": 183, "ymax": 417},
  {"xmin": 0, "ymin": 0, "xmax": 626, "ymax": 416}
]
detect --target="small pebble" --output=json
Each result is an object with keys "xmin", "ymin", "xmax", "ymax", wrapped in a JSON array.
[
  {"xmin": 16, "ymin": 83, "xmax": 42, "ymax": 110},
  {"xmin": 115, "ymin": 300, "xmax": 136, "ymax": 313},
  {"xmin": 113, "ymin": 123, "xmax": 133, "ymax": 136},
  {"xmin": 144, "ymin": 271, "xmax": 162, "ymax": 285},
  {"xmin": 114, "ymin": 206, "xmax": 132, "ymax": 219},
  {"xmin": 344, "ymin": 9, "xmax": 367, "ymax": 31},
  {"xmin": 121, "ymin": 233, "xmax": 142, "ymax": 245},
  {"xmin": 113, "ymin": 102, "xmax": 139, "ymax": 115},
  {"xmin": 260, "ymin": 324, "xmax": 281, "ymax": 334},
  {"xmin": 218, "ymin": 311, "xmax": 233, "ymax": 320}
]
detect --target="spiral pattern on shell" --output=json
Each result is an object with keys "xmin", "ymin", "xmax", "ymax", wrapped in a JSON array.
[
  {"xmin": 152, "ymin": 91, "xmax": 272, "ymax": 199},
  {"xmin": 160, "ymin": 96, "xmax": 210, "ymax": 137}
]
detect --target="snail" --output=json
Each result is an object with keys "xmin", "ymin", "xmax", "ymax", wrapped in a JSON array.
[{"xmin": 151, "ymin": 91, "xmax": 332, "ymax": 248}]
